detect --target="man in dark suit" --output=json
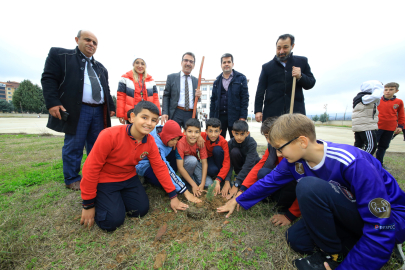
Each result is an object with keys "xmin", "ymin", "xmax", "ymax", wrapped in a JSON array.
[
  {"xmin": 210, "ymin": 53, "xmax": 249, "ymax": 139},
  {"xmin": 42, "ymin": 30, "xmax": 115, "ymax": 191},
  {"xmin": 254, "ymin": 34, "xmax": 315, "ymax": 122},
  {"xmin": 161, "ymin": 52, "xmax": 202, "ymax": 128}
]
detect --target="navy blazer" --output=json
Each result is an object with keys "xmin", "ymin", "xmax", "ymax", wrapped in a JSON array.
[
  {"xmin": 41, "ymin": 47, "xmax": 115, "ymax": 134},
  {"xmin": 209, "ymin": 70, "xmax": 249, "ymax": 126},
  {"xmin": 254, "ymin": 53, "xmax": 315, "ymax": 120}
]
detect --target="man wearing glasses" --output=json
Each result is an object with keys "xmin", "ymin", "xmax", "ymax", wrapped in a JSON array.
[{"xmin": 161, "ymin": 52, "xmax": 202, "ymax": 128}]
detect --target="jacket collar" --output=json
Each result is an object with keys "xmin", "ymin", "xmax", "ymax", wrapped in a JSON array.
[
  {"xmin": 76, "ymin": 46, "xmax": 96, "ymax": 65},
  {"xmin": 126, "ymin": 124, "xmax": 148, "ymax": 143},
  {"xmin": 382, "ymin": 95, "xmax": 396, "ymax": 101}
]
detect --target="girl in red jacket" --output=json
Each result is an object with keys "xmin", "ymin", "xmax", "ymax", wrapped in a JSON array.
[{"xmin": 117, "ymin": 58, "xmax": 161, "ymax": 124}]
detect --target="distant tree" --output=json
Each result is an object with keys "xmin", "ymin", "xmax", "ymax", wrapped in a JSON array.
[
  {"xmin": 319, "ymin": 112, "xmax": 329, "ymax": 123},
  {"xmin": 112, "ymin": 95, "xmax": 117, "ymax": 110},
  {"xmin": 312, "ymin": 115, "xmax": 319, "ymax": 122},
  {"xmin": 0, "ymin": 100, "xmax": 14, "ymax": 112},
  {"xmin": 12, "ymin": 80, "xmax": 46, "ymax": 113}
]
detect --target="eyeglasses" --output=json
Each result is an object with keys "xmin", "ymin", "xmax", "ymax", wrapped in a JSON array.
[
  {"xmin": 276, "ymin": 137, "xmax": 298, "ymax": 153},
  {"xmin": 182, "ymin": 59, "xmax": 194, "ymax": 64}
]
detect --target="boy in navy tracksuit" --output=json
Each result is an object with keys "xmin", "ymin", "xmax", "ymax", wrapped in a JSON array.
[{"xmin": 218, "ymin": 114, "xmax": 405, "ymax": 270}]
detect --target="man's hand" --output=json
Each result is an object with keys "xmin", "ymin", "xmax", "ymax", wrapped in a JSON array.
[
  {"xmin": 80, "ymin": 208, "xmax": 95, "ymax": 229},
  {"xmin": 49, "ymin": 105, "xmax": 66, "ymax": 120},
  {"xmin": 118, "ymin": 117, "xmax": 126, "ymax": 124},
  {"xmin": 217, "ymin": 198, "xmax": 239, "ymax": 218},
  {"xmin": 161, "ymin": 114, "xmax": 168, "ymax": 125},
  {"xmin": 221, "ymin": 181, "xmax": 231, "ymax": 197},
  {"xmin": 239, "ymin": 118, "xmax": 246, "ymax": 121},
  {"xmin": 110, "ymin": 111, "xmax": 116, "ymax": 117},
  {"xmin": 195, "ymin": 88, "xmax": 202, "ymax": 98},
  {"xmin": 192, "ymin": 184, "xmax": 202, "ymax": 197},
  {"xmin": 394, "ymin": 127, "xmax": 402, "ymax": 135},
  {"xmin": 214, "ymin": 180, "xmax": 221, "ymax": 196},
  {"xmin": 292, "ymin": 66, "xmax": 302, "ymax": 79},
  {"xmin": 226, "ymin": 186, "xmax": 239, "ymax": 200},
  {"xmin": 197, "ymin": 135, "xmax": 205, "ymax": 148},
  {"xmin": 270, "ymin": 214, "xmax": 291, "ymax": 227},
  {"xmin": 170, "ymin": 197, "xmax": 189, "ymax": 213},
  {"xmin": 255, "ymin": 112, "xmax": 262, "ymax": 122}
]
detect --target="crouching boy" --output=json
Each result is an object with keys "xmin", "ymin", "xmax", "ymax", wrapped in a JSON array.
[
  {"xmin": 176, "ymin": 118, "xmax": 213, "ymax": 197},
  {"xmin": 218, "ymin": 114, "xmax": 405, "ymax": 270},
  {"xmin": 80, "ymin": 101, "xmax": 189, "ymax": 232},
  {"xmin": 135, "ymin": 120, "xmax": 201, "ymax": 203},
  {"xmin": 200, "ymin": 118, "xmax": 231, "ymax": 196}
]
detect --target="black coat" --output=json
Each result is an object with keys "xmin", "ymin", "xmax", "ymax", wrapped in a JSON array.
[
  {"xmin": 41, "ymin": 47, "xmax": 115, "ymax": 134},
  {"xmin": 210, "ymin": 70, "xmax": 249, "ymax": 125},
  {"xmin": 254, "ymin": 53, "xmax": 315, "ymax": 120}
]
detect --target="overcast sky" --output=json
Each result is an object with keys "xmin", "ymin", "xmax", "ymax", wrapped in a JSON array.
[{"xmin": 1, "ymin": 0, "xmax": 404, "ymax": 115}]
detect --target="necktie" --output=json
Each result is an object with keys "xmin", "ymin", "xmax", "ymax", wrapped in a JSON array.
[
  {"xmin": 185, "ymin": 75, "xmax": 190, "ymax": 110},
  {"xmin": 86, "ymin": 58, "xmax": 102, "ymax": 103}
]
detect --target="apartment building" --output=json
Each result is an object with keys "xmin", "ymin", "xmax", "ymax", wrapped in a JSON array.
[{"xmin": 0, "ymin": 81, "xmax": 20, "ymax": 103}]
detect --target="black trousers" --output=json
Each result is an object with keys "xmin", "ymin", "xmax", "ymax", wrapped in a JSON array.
[
  {"xmin": 376, "ymin": 129, "xmax": 394, "ymax": 164},
  {"xmin": 286, "ymin": 177, "xmax": 363, "ymax": 255},
  {"xmin": 172, "ymin": 108, "xmax": 193, "ymax": 129},
  {"xmin": 219, "ymin": 114, "xmax": 234, "ymax": 139},
  {"xmin": 354, "ymin": 130, "xmax": 377, "ymax": 155}
]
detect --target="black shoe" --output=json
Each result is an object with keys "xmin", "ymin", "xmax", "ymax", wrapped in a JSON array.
[
  {"xmin": 382, "ymin": 164, "xmax": 390, "ymax": 170},
  {"xmin": 293, "ymin": 250, "xmax": 343, "ymax": 270}
]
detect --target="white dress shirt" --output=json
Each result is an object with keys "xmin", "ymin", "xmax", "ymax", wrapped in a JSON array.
[
  {"xmin": 81, "ymin": 53, "xmax": 104, "ymax": 104},
  {"xmin": 178, "ymin": 71, "xmax": 194, "ymax": 108}
]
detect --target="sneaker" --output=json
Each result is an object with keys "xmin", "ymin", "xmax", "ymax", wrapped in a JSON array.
[
  {"xmin": 393, "ymin": 244, "xmax": 405, "ymax": 266},
  {"xmin": 382, "ymin": 164, "xmax": 391, "ymax": 171},
  {"xmin": 293, "ymin": 250, "xmax": 343, "ymax": 270}
]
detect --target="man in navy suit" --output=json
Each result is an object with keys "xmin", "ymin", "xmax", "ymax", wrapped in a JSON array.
[
  {"xmin": 42, "ymin": 30, "xmax": 115, "ymax": 191},
  {"xmin": 161, "ymin": 52, "xmax": 201, "ymax": 128},
  {"xmin": 254, "ymin": 34, "xmax": 316, "ymax": 122}
]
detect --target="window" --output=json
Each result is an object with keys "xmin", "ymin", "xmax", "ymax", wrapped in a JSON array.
[
  {"xmin": 202, "ymin": 95, "xmax": 207, "ymax": 100},
  {"xmin": 202, "ymin": 103, "xmax": 207, "ymax": 109},
  {"xmin": 159, "ymin": 96, "xmax": 162, "ymax": 100},
  {"xmin": 7, "ymin": 88, "xmax": 11, "ymax": 90},
  {"xmin": 8, "ymin": 96, "xmax": 12, "ymax": 99},
  {"xmin": 201, "ymin": 86, "xmax": 207, "ymax": 91},
  {"xmin": 8, "ymin": 92, "xmax": 11, "ymax": 94},
  {"xmin": 160, "ymin": 86, "xmax": 165, "ymax": 91},
  {"xmin": 209, "ymin": 86, "xmax": 213, "ymax": 91}
]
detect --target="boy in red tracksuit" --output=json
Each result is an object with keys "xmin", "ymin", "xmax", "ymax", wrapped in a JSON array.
[
  {"xmin": 232, "ymin": 117, "xmax": 301, "ymax": 225},
  {"xmin": 200, "ymin": 118, "xmax": 231, "ymax": 196},
  {"xmin": 376, "ymin": 82, "xmax": 405, "ymax": 169},
  {"xmin": 80, "ymin": 101, "xmax": 189, "ymax": 232}
]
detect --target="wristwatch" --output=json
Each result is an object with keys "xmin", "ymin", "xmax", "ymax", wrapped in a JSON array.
[{"xmin": 234, "ymin": 183, "xmax": 239, "ymax": 188}]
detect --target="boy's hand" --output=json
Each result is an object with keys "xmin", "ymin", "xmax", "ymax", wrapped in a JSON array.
[
  {"xmin": 324, "ymin": 262, "xmax": 333, "ymax": 270},
  {"xmin": 221, "ymin": 181, "xmax": 231, "ymax": 197},
  {"xmin": 395, "ymin": 127, "xmax": 402, "ymax": 135},
  {"xmin": 197, "ymin": 135, "xmax": 205, "ymax": 148},
  {"xmin": 217, "ymin": 198, "xmax": 239, "ymax": 218},
  {"xmin": 226, "ymin": 186, "xmax": 239, "ymax": 200},
  {"xmin": 170, "ymin": 197, "xmax": 189, "ymax": 213},
  {"xmin": 198, "ymin": 183, "xmax": 205, "ymax": 193},
  {"xmin": 80, "ymin": 208, "xmax": 95, "ymax": 229},
  {"xmin": 214, "ymin": 180, "xmax": 221, "ymax": 195},
  {"xmin": 270, "ymin": 214, "xmax": 291, "ymax": 227},
  {"xmin": 183, "ymin": 190, "xmax": 202, "ymax": 203},
  {"xmin": 192, "ymin": 184, "xmax": 202, "ymax": 197}
]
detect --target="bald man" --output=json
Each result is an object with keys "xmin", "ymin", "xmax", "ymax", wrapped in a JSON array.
[{"xmin": 42, "ymin": 30, "xmax": 116, "ymax": 191}]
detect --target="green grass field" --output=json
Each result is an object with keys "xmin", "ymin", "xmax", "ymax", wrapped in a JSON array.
[{"xmin": 0, "ymin": 134, "xmax": 404, "ymax": 270}]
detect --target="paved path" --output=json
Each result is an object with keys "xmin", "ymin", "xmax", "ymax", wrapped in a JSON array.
[{"xmin": 0, "ymin": 118, "xmax": 404, "ymax": 152}]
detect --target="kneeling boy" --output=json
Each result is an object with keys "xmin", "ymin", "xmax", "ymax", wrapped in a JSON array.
[
  {"xmin": 218, "ymin": 114, "xmax": 405, "ymax": 270},
  {"xmin": 176, "ymin": 118, "xmax": 213, "ymax": 197},
  {"xmin": 80, "ymin": 101, "xmax": 188, "ymax": 232},
  {"xmin": 200, "ymin": 118, "xmax": 231, "ymax": 196},
  {"xmin": 135, "ymin": 120, "xmax": 201, "ymax": 203},
  {"xmin": 223, "ymin": 120, "xmax": 260, "ymax": 198}
]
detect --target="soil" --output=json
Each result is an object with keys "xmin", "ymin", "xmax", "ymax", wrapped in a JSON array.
[{"xmin": 186, "ymin": 193, "xmax": 227, "ymax": 219}]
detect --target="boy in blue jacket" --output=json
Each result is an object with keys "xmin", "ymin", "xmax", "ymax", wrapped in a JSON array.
[
  {"xmin": 136, "ymin": 120, "xmax": 201, "ymax": 203},
  {"xmin": 218, "ymin": 114, "xmax": 405, "ymax": 270}
]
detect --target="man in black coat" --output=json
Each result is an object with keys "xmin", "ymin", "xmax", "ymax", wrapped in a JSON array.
[
  {"xmin": 210, "ymin": 53, "xmax": 249, "ymax": 139},
  {"xmin": 254, "ymin": 34, "xmax": 315, "ymax": 122},
  {"xmin": 41, "ymin": 30, "xmax": 115, "ymax": 191}
]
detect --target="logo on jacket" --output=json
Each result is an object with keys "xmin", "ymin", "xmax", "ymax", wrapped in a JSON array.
[
  {"xmin": 393, "ymin": 104, "xmax": 399, "ymax": 109},
  {"xmin": 374, "ymin": 224, "xmax": 395, "ymax": 230},
  {"xmin": 295, "ymin": 163, "xmax": 305, "ymax": 174},
  {"xmin": 368, "ymin": 198, "xmax": 391, "ymax": 218},
  {"xmin": 140, "ymin": 151, "xmax": 149, "ymax": 159}
]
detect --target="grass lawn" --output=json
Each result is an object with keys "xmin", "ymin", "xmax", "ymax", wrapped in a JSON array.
[{"xmin": 0, "ymin": 134, "xmax": 404, "ymax": 270}]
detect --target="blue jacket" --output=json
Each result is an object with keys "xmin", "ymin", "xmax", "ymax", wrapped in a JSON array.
[
  {"xmin": 236, "ymin": 140, "xmax": 405, "ymax": 270},
  {"xmin": 210, "ymin": 70, "xmax": 249, "ymax": 125},
  {"xmin": 135, "ymin": 125, "xmax": 186, "ymax": 193}
]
